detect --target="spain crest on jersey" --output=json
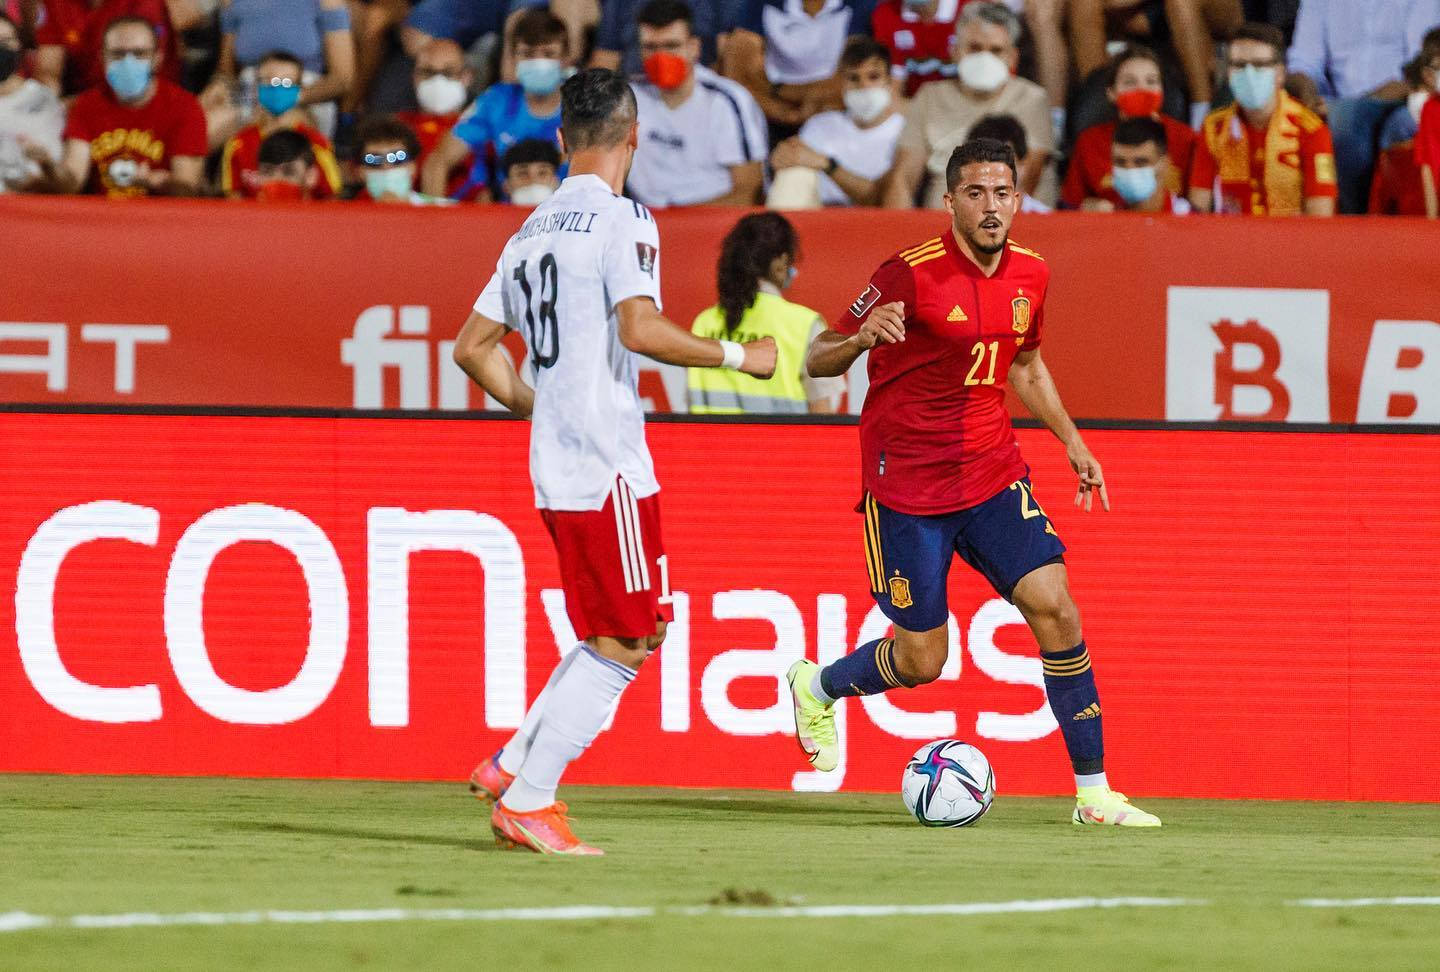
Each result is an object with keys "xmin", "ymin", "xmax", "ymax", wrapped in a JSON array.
[{"xmin": 1011, "ymin": 296, "xmax": 1032, "ymax": 335}]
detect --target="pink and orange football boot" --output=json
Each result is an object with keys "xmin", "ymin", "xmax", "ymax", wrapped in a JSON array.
[
  {"xmin": 491, "ymin": 801, "xmax": 603, "ymax": 856},
  {"xmin": 467, "ymin": 751, "xmax": 515, "ymax": 804}
]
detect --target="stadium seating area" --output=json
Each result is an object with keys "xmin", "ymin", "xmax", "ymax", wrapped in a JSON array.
[{"xmin": 0, "ymin": 0, "xmax": 1437, "ymax": 214}]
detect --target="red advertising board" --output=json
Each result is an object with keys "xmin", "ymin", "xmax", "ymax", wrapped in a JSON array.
[
  {"xmin": 3, "ymin": 196, "xmax": 1438, "ymax": 422},
  {"xmin": 2, "ymin": 411, "xmax": 1437, "ymax": 801}
]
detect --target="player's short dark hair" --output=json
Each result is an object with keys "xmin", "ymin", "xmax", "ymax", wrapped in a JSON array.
[
  {"xmin": 512, "ymin": 8, "xmax": 568, "ymax": 53},
  {"xmin": 1231, "ymin": 22, "xmax": 1285, "ymax": 59},
  {"xmin": 560, "ymin": 68, "xmax": 637, "ymax": 151},
  {"xmin": 257, "ymin": 49, "xmax": 304, "ymax": 74},
  {"xmin": 355, "ymin": 115, "xmax": 421, "ymax": 158},
  {"xmin": 1113, "ymin": 116, "xmax": 1167, "ymax": 152},
  {"xmin": 500, "ymin": 138, "xmax": 561, "ymax": 178},
  {"xmin": 637, "ymin": 0, "xmax": 693, "ymax": 33},
  {"xmin": 1105, "ymin": 43, "xmax": 1164, "ymax": 90},
  {"xmin": 102, "ymin": 15, "xmax": 159, "ymax": 47},
  {"xmin": 946, "ymin": 137, "xmax": 1017, "ymax": 191},
  {"xmin": 717, "ymin": 211, "xmax": 798, "ymax": 334},
  {"xmin": 968, "ymin": 114, "xmax": 1027, "ymax": 160},
  {"xmin": 258, "ymin": 129, "xmax": 316, "ymax": 168},
  {"xmin": 839, "ymin": 35, "xmax": 890, "ymax": 71}
]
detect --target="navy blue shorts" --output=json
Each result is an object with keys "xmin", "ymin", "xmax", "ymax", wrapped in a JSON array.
[{"xmin": 863, "ymin": 477, "xmax": 1067, "ymax": 632}]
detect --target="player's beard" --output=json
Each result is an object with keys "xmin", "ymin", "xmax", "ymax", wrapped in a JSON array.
[{"xmin": 965, "ymin": 217, "xmax": 1009, "ymax": 255}]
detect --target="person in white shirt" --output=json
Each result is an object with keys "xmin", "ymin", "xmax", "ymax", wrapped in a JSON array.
[
  {"xmin": 451, "ymin": 67, "xmax": 777, "ymax": 856},
  {"xmin": 626, "ymin": 0, "xmax": 768, "ymax": 207},
  {"xmin": 767, "ymin": 36, "xmax": 905, "ymax": 207},
  {"xmin": 0, "ymin": 12, "xmax": 64, "ymax": 192}
]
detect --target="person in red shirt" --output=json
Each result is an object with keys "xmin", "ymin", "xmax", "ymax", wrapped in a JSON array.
[
  {"xmin": 395, "ymin": 38, "xmax": 472, "ymax": 197},
  {"xmin": 870, "ymin": 0, "xmax": 962, "ymax": 97},
  {"xmin": 1188, "ymin": 22, "xmax": 1337, "ymax": 217},
  {"xmin": 252, "ymin": 127, "xmax": 323, "ymax": 202},
  {"xmin": 786, "ymin": 136, "xmax": 1161, "ymax": 829},
  {"xmin": 1417, "ymin": 56, "xmax": 1440, "ymax": 218},
  {"xmin": 1107, "ymin": 115, "xmax": 1192, "ymax": 213},
  {"xmin": 219, "ymin": 49, "xmax": 340, "ymax": 199},
  {"xmin": 33, "ymin": 0, "xmax": 181, "ymax": 95},
  {"xmin": 43, "ymin": 15, "xmax": 204, "ymax": 195},
  {"xmin": 1061, "ymin": 44, "xmax": 1194, "ymax": 210}
]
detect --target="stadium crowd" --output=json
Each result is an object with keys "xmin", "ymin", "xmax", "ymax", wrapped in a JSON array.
[{"xmin": 1, "ymin": 0, "xmax": 1438, "ymax": 216}]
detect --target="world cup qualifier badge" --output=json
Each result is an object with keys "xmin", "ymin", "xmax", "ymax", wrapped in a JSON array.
[
  {"xmin": 850, "ymin": 284, "xmax": 881, "ymax": 319},
  {"xmin": 635, "ymin": 242, "xmax": 657, "ymax": 277}
]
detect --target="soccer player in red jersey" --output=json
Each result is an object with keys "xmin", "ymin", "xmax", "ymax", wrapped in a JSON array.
[{"xmin": 786, "ymin": 136, "xmax": 1160, "ymax": 827}]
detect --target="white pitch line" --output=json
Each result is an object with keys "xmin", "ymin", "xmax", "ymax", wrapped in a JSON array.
[{"xmin": 1290, "ymin": 897, "xmax": 1440, "ymax": 908}]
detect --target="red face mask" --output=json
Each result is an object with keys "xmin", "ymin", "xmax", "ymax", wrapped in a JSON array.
[
  {"xmin": 1114, "ymin": 89, "xmax": 1163, "ymax": 119},
  {"xmin": 643, "ymin": 51, "xmax": 689, "ymax": 90},
  {"xmin": 257, "ymin": 180, "xmax": 305, "ymax": 202}
]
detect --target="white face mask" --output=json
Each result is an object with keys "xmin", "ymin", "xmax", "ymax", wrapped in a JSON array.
[
  {"xmin": 1408, "ymin": 88, "xmax": 1431, "ymax": 124},
  {"xmin": 509, "ymin": 182, "xmax": 556, "ymax": 206},
  {"xmin": 416, "ymin": 74, "xmax": 468, "ymax": 115},
  {"xmin": 843, "ymin": 86, "xmax": 891, "ymax": 124},
  {"xmin": 957, "ymin": 51, "xmax": 1009, "ymax": 93}
]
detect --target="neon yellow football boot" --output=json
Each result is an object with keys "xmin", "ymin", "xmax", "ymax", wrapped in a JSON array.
[
  {"xmin": 1073, "ymin": 787, "xmax": 1161, "ymax": 827},
  {"xmin": 786, "ymin": 660, "xmax": 838, "ymax": 772}
]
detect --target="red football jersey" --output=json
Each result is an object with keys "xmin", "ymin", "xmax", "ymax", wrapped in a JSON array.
[
  {"xmin": 220, "ymin": 123, "xmax": 342, "ymax": 199},
  {"xmin": 871, "ymin": 0, "xmax": 970, "ymax": 97},
  {"xmin": 836, "ymin": 230, "xmax": 1048, "ymax": 515},
  {"xmin": 36, "ymin": 0, "xmax": 180, "ymax": 94},
  {"xmin": 64, "ymin": 78, "xmax": 207, "ymax": 197},
  {"xmin": 1416, "ymin": 96, "xmax": 1440, "ymax": 172},
  {"xmin": 1060, "ymin": 116, "xmax": 1195, "ymax": 208}
]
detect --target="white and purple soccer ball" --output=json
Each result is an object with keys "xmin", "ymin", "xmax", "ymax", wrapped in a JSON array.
[{"xmin": 901, "ymin": 740, "xmax": 996, "ymax": 827}]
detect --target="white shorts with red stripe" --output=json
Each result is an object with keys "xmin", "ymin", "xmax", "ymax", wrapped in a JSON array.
[{"xmin": 540, "ymin": 478, "xmax": 673, "ymax": 641}]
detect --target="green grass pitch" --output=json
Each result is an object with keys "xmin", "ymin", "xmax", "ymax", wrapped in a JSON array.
[{"xmin": 2, "ymin": 775, "xmax": 1438, "ymax": 970}]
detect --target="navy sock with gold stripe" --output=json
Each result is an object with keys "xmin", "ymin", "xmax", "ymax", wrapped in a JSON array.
[
  {"xmin": 1042, "ymin": 642, "xmax": 1104, "ymax": 775},
  {"xmin": 818, "ymin": 638, "xmax": 910, "ymax": 699}
]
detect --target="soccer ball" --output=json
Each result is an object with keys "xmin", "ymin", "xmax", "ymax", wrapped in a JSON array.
[{"xmin": 901, "ymin": 740, "xmax": 995, "ymax": 827}]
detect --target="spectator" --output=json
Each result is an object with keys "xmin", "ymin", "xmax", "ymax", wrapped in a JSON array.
[
  {"xmin": 355, "ymin": 113, "xmax": 452, "ymax": 203},
  {"xmin": 724, "ymin": 0, "xmax": 875, "ymax": 131},
  {"xmin": 219, "ymin": 49, "xmax": 342, "ymax": 199},
  {"xmin": 1107, "ymin": 115, "xmax": 1191, "ymax": 212},
  {"xmin": 420, "ymin": 7, "xmax": 569, "ymax": 200},
  {"xmin": 1061, "ymin": 44, "xmax": 1195, "ymax": 210},
  {"xmin": 884, "ymin": 1, "xmax": 1052, "ymax": 208},
  {"xmin": 351, "ymin": 0, "xmax": 414, "ymax": 112},
  {"xmin": 1287, "ymin": 0, "xmax": 1440, "ymax": 214},
  {"xmin": 1188, "ymin": 22, "xmax": 1336, "ymax": 216},
  {"xmin": 689, "ymin": 212, "xmax": 844, "ymax": 415},
  {"xmin": 498, "ymin": 135, "xmax": 559, "ymax": 205},
  {"xmin": 968, "ymin": 112, "xmax": 1050, "ymax": 211},
  {"xmin": 1368, "ymin": 44, "xmax": 1436, "ymax": 215},
  {"xmin": 627, "ymin": 0, "xmax": 767, "ymax": 207},
  {"xmin": 39, "ymin": 15, "xmax": 206, "ymax": 195},
  {"xmin": 870, "ymin": 0, "xmax": 961, "ymax": 97},
  {"xmin": 400, "ymin": 0, "xmax": 587, "ymax": 82},
  {"xmin": 1418, "ymin": 39, "xmax": 1440, "ymax": 218},
  {"xmin": 1068, "ymin": 0, "xmax": 1243, "ymax": 129},
  {"xmin": 767, "ymin": 35, "xmax": 903, "ymax": 207},
  {"xmin": 590, "ymin": 0, "xmax": 721, "ymax": 75},
  {"xmin": 201, "ymin": 0, "xmax": 354, "ymax": 142},
  {"xmin": 0, "ymin": 10, "xmax": 64, "ymax": 192},
  {"xmin": 252, "ymin": 127, "xmax": 321, "ymax": 201},
  {"xmin": 33, "ymin": 0, "xmax": 184, "ymax": 95},
  {"xmin": 395, "ymin": 38, "xmax": 473, "ymax": 195}
]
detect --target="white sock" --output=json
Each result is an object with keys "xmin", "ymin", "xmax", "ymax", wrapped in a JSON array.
[
  {"xmin": 500, "ymin": 646, "xmax": 635, "ymax": 813},
  {"xmin": 1076, "ymin": 771, "xmax": 1109, "ymax": 792},
  {"xmin": 1189, "ymin": 101, "xmax": 1210, "ymax": 130},
  {"xmin": 809, "ymin": 669, "xmax": 835, "ymax": 706},
  {"xmin": 496, "ymin": 646, "xmax": 581, "ymax": 776}
]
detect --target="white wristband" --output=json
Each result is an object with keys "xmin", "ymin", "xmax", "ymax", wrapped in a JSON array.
[{"xmin": 718, "ymin": 339, "xmax": 745, "ymax": 370}]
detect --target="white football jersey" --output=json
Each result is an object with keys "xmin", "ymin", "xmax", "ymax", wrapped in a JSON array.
[{"xmin": 473, "ymin": 173, "xmax": 663, "ymax": 511}]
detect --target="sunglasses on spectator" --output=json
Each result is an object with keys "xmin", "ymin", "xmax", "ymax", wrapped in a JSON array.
[
  {"xmin": 104, "ymin": 47, "xmax": 155, "ymax": 59},
  {"xmin": 362, "ymin": 150, "xmax": 412, "ymax": 167},
  {"xmin": 1228, "ymin": 57, "xmax": 1280, "ymax": 69}
]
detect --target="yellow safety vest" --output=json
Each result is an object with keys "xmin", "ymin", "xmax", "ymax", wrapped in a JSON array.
[{"xmin": 687, "ymin": 291, "xmax": 817, "ymax": 414}]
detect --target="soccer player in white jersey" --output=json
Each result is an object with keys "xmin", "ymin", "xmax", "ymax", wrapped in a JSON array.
[{"xmin": 451, "ymin": 68, "xmax": 778, "ymax": 855}]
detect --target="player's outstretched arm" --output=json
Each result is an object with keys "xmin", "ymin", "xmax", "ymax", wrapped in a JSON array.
[
  {"xmin": 1009, "ymin": 348, "xmax": 1110, "ymax": 512},
  {"xmin": 452, "ymin": 309, "xmax": 535, "ymax": 418},
  {"xmin": 805, "ymin": 301, "xmax": 905, "ymax": 378},
  {"xmin": 615, "ymin": 296, "xmax": 776, "ymax": 377}
]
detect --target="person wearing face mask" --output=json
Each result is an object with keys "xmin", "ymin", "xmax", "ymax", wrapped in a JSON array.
[
  {"xmin": 252, "ymin": 128, "xmax": 321, "ymax": 202},
  {"xmin": 0, "ymin": 11, "xmax": 65, "ymax": 192},
  {"xmin": 767, "ymin": 36, "xmax": 905, "ymax": 208},
  {"xmin": 33, "ymin": 0, "xmax": 183, "ymax": 96},
  {"xmin": 1106, "ymin": 115, "xmax": 1191, "ymax": 214},
  {"xmin": 37, "ymin": 15, "xmax": 205, "ymax": 196},
  {"xmin": 354, "ymin": 113, "xmax": 454, "ymax": 205},
  {"xmin": 395, "ymin": 38, "xmax": 474, "ymax": 198},
  {"xmin": 884, "ymin": 1, "xmax": 1054, "ymax": 209},
  {"xmin": 626, "ymin": 0, "xmax": 767, "ymax": 208},
  {"xmin": 1062, "ymin": 44, "xmax": 1195, "ymax": 211},
  {"xmin": 219, "ymin": 49, "xmax": 342, "ymax": 200},
  {"xmin": 1189, "ymin": 22, "xmax": 1337, "ymax": 217},
  {"xmin": 499, "ymin": 136, "xmax": 561, "ymax": 206},
  {"xmin": 689, "ymin": 212, "xmax": 844, "ymax": 415},
  {"xmin": 421, "ymin": 7, "xmax": 569, "ymax": 201},
  {"xmin": 871, "ymin": 0, "xmax": 964, "ymax": 98}
]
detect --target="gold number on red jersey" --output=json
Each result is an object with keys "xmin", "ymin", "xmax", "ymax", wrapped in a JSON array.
[
  {"xmin": 1010, "ymin": 480, "xmax": 1049, "ymax": 521},
  {"xmin": 965, "ymin": 341, "xmax": 999, "ymax": 386}
]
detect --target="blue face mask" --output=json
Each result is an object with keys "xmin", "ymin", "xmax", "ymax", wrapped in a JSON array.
[
  {"xmin": 105, "ymin": 55, "xmax": 152, "ymax": 101},
  {"xmin": 1229, "ymin": 65, "xmax": 1277, "ymax": 112},
  {"xmin": 258, "ymin": 79, "xmax": 301, "ymax": 117},
  {"xmin": 1112, "ymin": 165, "xmax": 1158, "ymax": 206},
  {"xmin": 516, "ymin": 58, "xmax": 565, "ymax": 96}
]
